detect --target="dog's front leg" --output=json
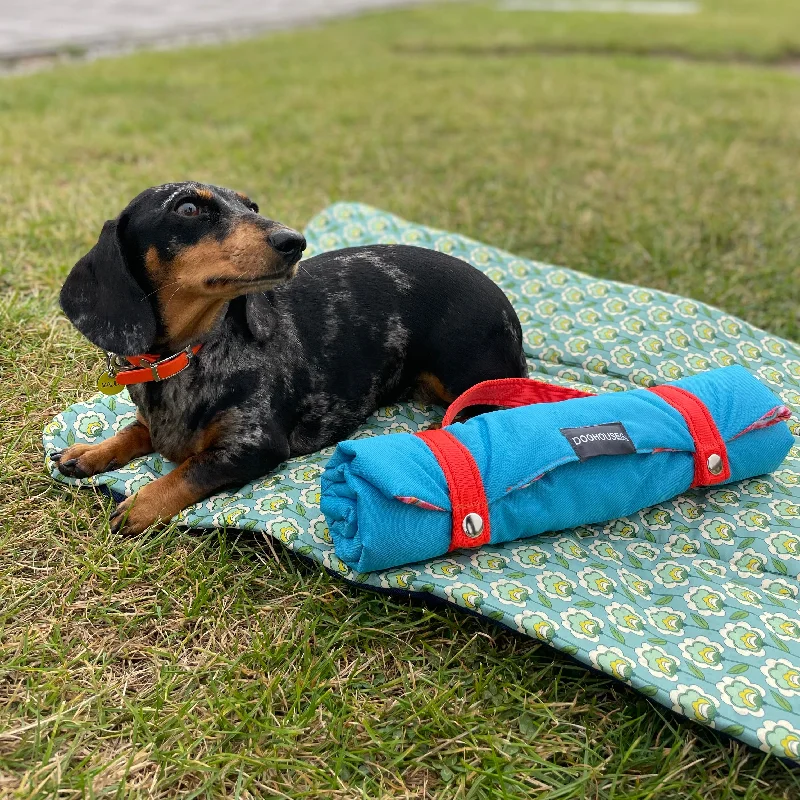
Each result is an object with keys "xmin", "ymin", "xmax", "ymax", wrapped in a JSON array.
[
  {"xmin": 109, "ymin": 438, "xmax": 289, "ymax": 536},
  {"xmin": 53, "ymin": 414, "xmax": 153, "ymax": 478}
]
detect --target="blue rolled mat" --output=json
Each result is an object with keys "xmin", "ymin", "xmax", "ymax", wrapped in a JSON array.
[{"xmin": 321, "ymin": 366, "xmax": 793, "ymax": 573}]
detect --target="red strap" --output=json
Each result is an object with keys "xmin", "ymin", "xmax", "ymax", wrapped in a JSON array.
[
  {"xmin": 116, "ymin": 344, "xmax": 203, "ymax": 385},
  {"xmin": 421, "ymin": 377, "xmax": 592, "ymax": 552},
  {"xmin": 420, "ymin": 375, "xmax": 730, "ymax": 552},
  {"xmin": 441, "ymin": 377, "xmax": 594, "ymax": 427},
  {"xmin": 649, "ymin": 385, "xmax": 730, "ymax": 487},
  {"xmin": 416, "ymin": 429, "xmax": 491, "ymax": 552}
]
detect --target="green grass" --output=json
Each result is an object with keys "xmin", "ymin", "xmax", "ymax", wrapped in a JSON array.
[
  {"xmin": 1, "ymin": 1, "xmax": 800, "ymax": 796},
  {"xmin": 398, "ymin": 0, "xmax": 800, "ymax": 61}
]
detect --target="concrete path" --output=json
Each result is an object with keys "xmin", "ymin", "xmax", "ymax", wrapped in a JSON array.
[{"xmin": 0, "ymin": 0, "xmax": 435, "ymax": 60}]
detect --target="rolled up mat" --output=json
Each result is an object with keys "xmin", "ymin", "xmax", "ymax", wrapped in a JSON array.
[{"xmin": 321, "ymin": 365, "xmax": 793, "ymax": 573}]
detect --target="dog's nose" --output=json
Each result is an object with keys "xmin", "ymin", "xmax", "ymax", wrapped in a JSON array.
[{"xmin": 268, "ymin": 228, "xmax": 306, "ymax": 254}]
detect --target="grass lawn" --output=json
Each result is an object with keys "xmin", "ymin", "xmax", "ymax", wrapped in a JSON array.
[{"xmin": 2, "ymin": 1, "xmax": 800, "ymax": 796}]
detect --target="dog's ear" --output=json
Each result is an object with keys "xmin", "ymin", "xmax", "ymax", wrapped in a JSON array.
[
  {"xmin": 245, "ymin": 292, "xmax": 277, "ymax": 341},
  {"xmin": 60, "ymin": 219, "xmax": 157, "ymax": 355}
]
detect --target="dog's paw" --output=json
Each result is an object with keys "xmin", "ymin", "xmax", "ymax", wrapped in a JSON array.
[
  {"xmin": 51, "ymin": 444, "xmax": 118, "ymax": 479},
  {"xmin": 109, "ymin": 494, "xmax": 156, "ymax": 536}
]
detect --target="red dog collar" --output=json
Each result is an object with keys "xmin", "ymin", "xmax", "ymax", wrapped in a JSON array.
[{"xmin": 112, "ymin": 344, "xmax": 203, "ymax": 385}]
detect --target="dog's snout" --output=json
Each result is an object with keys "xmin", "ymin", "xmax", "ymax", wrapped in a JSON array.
[{"xmin": 268, "ymin": 228, "xmax": 307, "ymax": 255}]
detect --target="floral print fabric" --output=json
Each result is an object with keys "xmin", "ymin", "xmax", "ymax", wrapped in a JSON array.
[{"xmin": 44, "ymin": 203, "xmax": 800, "ymax": 759}]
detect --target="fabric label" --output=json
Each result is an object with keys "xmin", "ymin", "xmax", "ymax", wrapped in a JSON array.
[{"xmin": 560, "ymin": 422, "xmax": 636, "ymax": 461}]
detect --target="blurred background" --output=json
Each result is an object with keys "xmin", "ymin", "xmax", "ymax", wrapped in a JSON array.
[{"xmin": 0, "ymin": 0, "xmax": 434, "ymax": 62}]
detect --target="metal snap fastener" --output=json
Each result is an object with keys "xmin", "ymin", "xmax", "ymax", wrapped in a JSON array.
[
  {"xmin": 707, "ymin": 454, "xmax": 723, "ymax": 475},
  {"xmin": 462, "ymin": 513, "xmax": 484, "ymax": 538}
]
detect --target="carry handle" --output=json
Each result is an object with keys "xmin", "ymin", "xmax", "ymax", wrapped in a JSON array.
[{"xmin": 442, "ymin": 377, "xmax": 594, "ymax": 427}]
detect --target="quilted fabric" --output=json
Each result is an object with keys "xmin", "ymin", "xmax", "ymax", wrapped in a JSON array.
[{"xmin": 44, "ymin": 203, "xmax": 800, "ymax": 760}]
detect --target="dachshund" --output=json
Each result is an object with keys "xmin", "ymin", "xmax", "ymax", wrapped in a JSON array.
[{"xmin": 53, "ymin": 182, "xmax": 527, "ymax": 534}]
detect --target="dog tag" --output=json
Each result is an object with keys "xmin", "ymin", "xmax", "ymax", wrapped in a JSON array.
[{"xmin": 97, "ymin": 372, "xmax": 124, "ymax": 395}]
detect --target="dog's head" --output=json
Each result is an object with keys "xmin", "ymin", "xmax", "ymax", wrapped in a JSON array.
[{"xmin": 60, "ymin": 182, "xmax": 306, "ymax": 354}]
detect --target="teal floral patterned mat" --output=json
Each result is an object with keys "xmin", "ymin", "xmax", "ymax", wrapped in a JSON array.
[{"xmin": 45, "ymin": 203, "xmax": 800, "ymax": 760}]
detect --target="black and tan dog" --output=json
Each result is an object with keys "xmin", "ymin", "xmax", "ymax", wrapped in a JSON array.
[{"xmin": 53, "ymin": 182, "xmax": 527, "ymax": 534}]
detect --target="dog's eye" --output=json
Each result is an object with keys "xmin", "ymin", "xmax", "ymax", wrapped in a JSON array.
[
  {"xmin": 176, "ymin": 201, "xmax": 201, "ymax": 217},
  {"xmin": 249, "ymin": 202, "xmax": 259, "ymax": 213}
]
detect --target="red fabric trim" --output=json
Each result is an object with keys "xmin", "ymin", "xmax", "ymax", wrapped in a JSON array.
[
  {"xmin": 441, "ymin": 377, "xmax": 594, "ymax": 427},
  {"xmin": 116, "ymin": 344, "xmax": 203, "ymax": 385},
  {"xmin": 648, "ymin": 384, "xmax": 730, "ymax": 487},
  {"xmin": 395, "ymin": 496, "xmax": 447, "ymax": 513},
  {"xmin": 730, "ymin": 405, "xmax": 791, "ymax": 440},
  {"xmin": 416, "ymin": 428, "xmax": 491, "ymax": 552}
]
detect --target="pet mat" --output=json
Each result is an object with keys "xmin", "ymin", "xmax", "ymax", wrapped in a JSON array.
[{"xmin": 45, "ymin": 203, "xmax": 800, "ymax": 760}]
